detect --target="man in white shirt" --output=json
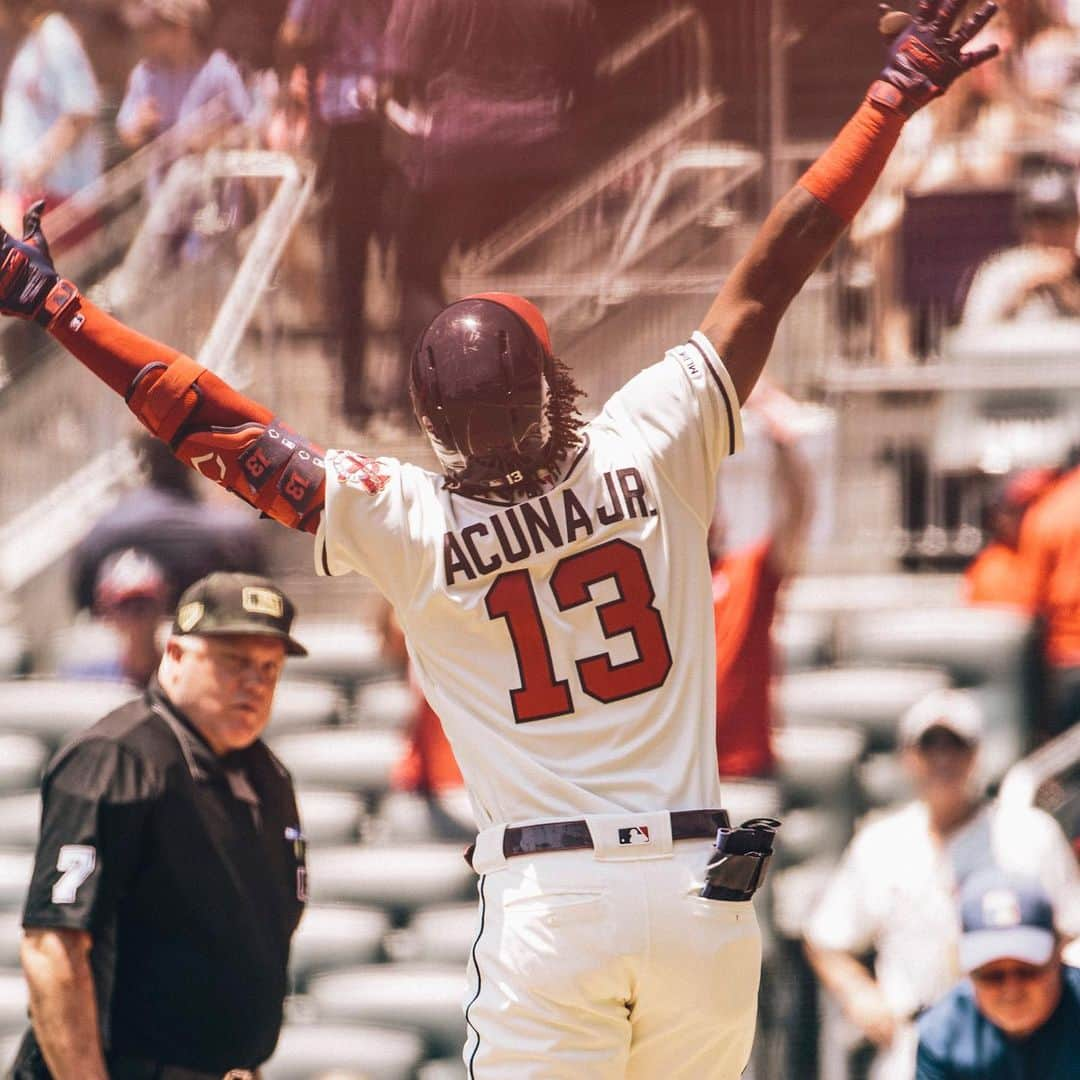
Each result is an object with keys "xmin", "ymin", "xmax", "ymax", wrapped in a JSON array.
[{"xmin": 804, "ymin": 689, "xmax": 1080, "ymax": 1080}]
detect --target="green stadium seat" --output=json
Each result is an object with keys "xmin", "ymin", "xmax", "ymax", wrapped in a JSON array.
[
  {"xmin": 0, "ymin": 679, "xmax": 137, "ymax": 745},
  {"xmin": 306, "ymin": 845, "xmax": 475, "ymax": 916},
  {"xmin": 0, "ymin": 737, "xmax": 48, "ymax": 795},
  {"xmin": 289, "ymin": 904, "xmax": 392, "ymax": 989},
  {"xmin": 269, "ymin": 727, "xmax": 406, "ymax": 795},
  {"xmin": 775, "ymin": 666, "xmax": 950, "ymax": 750},
  {"xmin": 294, "ymin": 789, "xmax": 365, "ymax": 846},
  {"xmin": 307, "ymin": 963, "xmax": 468, "ymax": 1058},
  {"xmin": 262, "ymin": 1022, "xmax": 424, "ymax": 1080},
  {"xmin": 0, "ymin": 794, "xmax": 40, "ymax": 849}
]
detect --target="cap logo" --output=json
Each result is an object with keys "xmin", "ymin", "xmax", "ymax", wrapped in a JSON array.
[
  {"xmin": 982, "ymin": 889, "xmax": 1022, "ymax": 928},
  {"xmin": 242, "ymin": 586, "xmax": 284, "ymax": 619},
  {"xmin": 176, "ymin": 601, "xmax": 204, "ymax": 633}
]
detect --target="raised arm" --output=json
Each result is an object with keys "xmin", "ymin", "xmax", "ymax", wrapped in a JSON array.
[
  {"xmin": 704, "ymin": 0, "xmax": 999, "ymax": 404},
  {"xmin": 0, "ymin": 205, "xmax": 325, "ymax": 534}
]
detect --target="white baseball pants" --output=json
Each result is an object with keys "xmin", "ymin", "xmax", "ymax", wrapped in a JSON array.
[{"xmin": 462, "ymin": 811, "xmax": 762, "ymax": 1079}]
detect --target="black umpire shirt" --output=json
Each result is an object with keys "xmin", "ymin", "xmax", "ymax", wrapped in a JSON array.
[{"xmin": 15, "ymin": 679, "xmax": 306, "ymax": 1076}]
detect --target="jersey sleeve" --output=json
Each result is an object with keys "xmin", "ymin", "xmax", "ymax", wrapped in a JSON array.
[
  {"xmin": 23, "ymin": 739, "xmax": 155, "ymax": 933},
  {"xmin": 314, "ymin": 450, "xmax": 430, "ymax": 606},
  {"xmin": 598, "ymin": 331, "xmax": 743, "ymax": 527}
]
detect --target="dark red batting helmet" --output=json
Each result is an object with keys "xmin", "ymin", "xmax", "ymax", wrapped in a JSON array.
[{"xmin": 409, "ymin": 292, "xmax": 562, "ymax": 497}]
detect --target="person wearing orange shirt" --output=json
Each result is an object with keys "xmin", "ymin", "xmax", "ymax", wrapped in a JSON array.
[
  {"xmin": 1015, "ymin": 461, "xmax": 1080, "ymax": 736},
  {"xmin": 965, "ymin": 468, "xmax": 1058, "ymax": 608},
  {"xmin": 711, "ymin": 386, "xmax": 814, "ymax": 778}
]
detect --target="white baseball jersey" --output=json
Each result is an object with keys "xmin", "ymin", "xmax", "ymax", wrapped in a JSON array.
[{"xmin": 315, "ymin": 331, "xmax": 742, "ymax": 828}]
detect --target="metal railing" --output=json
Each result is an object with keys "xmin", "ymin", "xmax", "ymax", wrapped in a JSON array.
[{"xmin": 0, "ymin": 150, "xmax": 315, "ymax": 593}]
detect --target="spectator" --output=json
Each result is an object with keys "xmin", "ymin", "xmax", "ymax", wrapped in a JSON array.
[
  {"xmin": 65, "ymin": 548, "xmax": 171, "ymax": 689},
  {"xmin": 803, "ymin": 688, "xmax": 1080, "ymax": 1080},
  {"xmin": 964, "ymin": 467, "xmax": 1059, "ymax": 606},
  {"xmin": 711, "ymin": 385, "xmax": 814, "ymax": 778},
  {"xmin": 276, "ymin": 0, "xmax": 392, "ymax": 427},
  {"xmin": 117, "ymin": 0, "xmax": 250, "ymax": 156},
  {"xmin": 0, "ymin": 0, "xmax": 103, "ymax": 233},
  {"xmin": 961, "ymin": 163, "xmax": 1080, "ymax": 325},
  {"xmin": 1015, "ymin": 459, "xmax": 1080, "ymax": 734},
  {"xmin": 71, "ymin": 433, "xmax": 267, "ymax": 613},
  {"xmin": 384, "ymin": 0, "xmax": 602, "ymax": 410},
  {"xmin": 917, "ymin": 870, "xmax": 1079, "ymax": 1078}
]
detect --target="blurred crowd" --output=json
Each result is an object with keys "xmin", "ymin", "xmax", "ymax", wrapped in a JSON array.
[{"xmin": 0, "ymin": 0, "xmax": 605, "ymax": 423}]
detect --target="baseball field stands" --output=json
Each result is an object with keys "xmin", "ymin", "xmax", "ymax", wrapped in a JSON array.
[
  {"xmin": 0, "ymin": 736, "xmax": 48, "ymax": 795},
  {"xmin": 263, "ymin": 1023, "xmax": 425, "ymax": 1080},
  {"xmin": 0, "ymin": 794, "xmax": 41, "ymax": 850},
  {"xmin": 308, "ymin": 964, "xmax": 469, "ymax": 1061},
  {"xmin": 289, "ymin": 905, "xmax": 392, "ymax": 990},
  {"xmin": 0, "ymin": 973, "xmax": 28, "ymax": 1037},
  {"xmin": 269, "ymin": 727, "xmax": 406, "ymax": 795},
  {"xmin": 293, "ymin": 789, "xmax": 365, "ymax": 847}
]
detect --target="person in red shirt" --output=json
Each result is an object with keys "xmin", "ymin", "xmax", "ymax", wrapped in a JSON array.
[
  {"xmin": 378, "ymin": 599, "xmax": 473, "ymax": 839},
  {"xmin": 1015, "ymin": 461, "xmax": 1080, "ymax": 736},
  {"xmin": 711, "ymin": 385, "xmax": 814, "ymax": 778},
  {"xmin": 964, "ymin": 467, "xmax": 1058, "ymax": 608}
]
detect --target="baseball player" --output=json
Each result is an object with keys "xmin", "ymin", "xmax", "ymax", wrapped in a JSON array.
[{"xmin": 0, "ymin": 4, "xmax": 998, "ymax": 1076}]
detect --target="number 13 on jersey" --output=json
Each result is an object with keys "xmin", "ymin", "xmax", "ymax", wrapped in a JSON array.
[{"xmin": 485, "ymin": 538, "xmax": 672, "ymax": 722}]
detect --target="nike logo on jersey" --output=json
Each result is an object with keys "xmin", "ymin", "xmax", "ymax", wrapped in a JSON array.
[{"xmin": 444, "ymin": 467, "xmax": 658, "ymax": 586}]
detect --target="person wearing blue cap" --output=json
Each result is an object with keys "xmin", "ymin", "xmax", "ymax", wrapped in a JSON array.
[{"xmin": 916, "ymin": 869, "xmax": 1080, "ymax": 1078}]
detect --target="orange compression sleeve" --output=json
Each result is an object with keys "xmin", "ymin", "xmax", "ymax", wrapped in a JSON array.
[
  {"xmin": 798, "ymin": 95, "xmax": 906, "ymax": 225},
  {"xmin": 48, "ymin": 297, "xmax": 325, "ymax": 533}
]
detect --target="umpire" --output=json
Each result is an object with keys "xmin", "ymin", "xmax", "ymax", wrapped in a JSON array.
[{"xmin": 12, "ymin": 573, "xmax": 309, "ymax": 1080}]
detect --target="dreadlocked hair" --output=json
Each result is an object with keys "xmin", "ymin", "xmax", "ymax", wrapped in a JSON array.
[{"xmin": 444, "ymin": 356, "xmax": 587, "ymax": 501}]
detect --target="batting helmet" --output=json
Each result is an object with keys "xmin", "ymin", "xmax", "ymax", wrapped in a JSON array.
[{"xmin": 410, "ymin": 292, "xmax": 566, "ymax": 497}]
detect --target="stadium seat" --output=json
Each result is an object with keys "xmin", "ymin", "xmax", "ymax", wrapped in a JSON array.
[
  {"xmin": 262, "ymin": 1022, "xmax": 425, "ymax": 1080},
  {"xmin": 0, "ymin": 628, "xmax": 25, "ymax": 679},
  {"xmin": 769, "ymin": 856, "xmax": 841, "ymax": 941},
  {"xmin": 0, "ymin": 679, "xmax": 136, "ymax": 745},
  {"xmin": 0, "ymin": 971, "xmax": 27, "ymax": 1035},
  {"xmin": 354, "ymin": 679, "xmax": 416, "ymax": 729},
  {"xmin": 418, "ymin": 1059, "xmax": 467, "ymax": 1080},
  {"xmin": 773, "ymin": 724, "xmax": 865, "ymax": 807},
  {"xmin": 716, "ymin": 777, "xmax": 782, "ymax": 826},
  {"xmin": 0, "ymin": 794, "xmax": 40, "ymax": 849},
  {"xmin": 0, "ymin": 852, "xmax": 33, "ymax": 910},
  {"xmin": 836, "ymin": 607, "xmax": 1034, "ymax": 686},
  {"xmin": 268, "ymin": 680, "xmax": 342, "ymax": 734},
  {"xmin": 0, "ymin": 1033, "xmax": 22, "ymax": 1072},
  {"xmin": 775, "ymin": 666, "xmax": 950, "ymax": 749},
  {"xmin": 0, "ymin": 736, "xmax": 48, "ymax": 795},
  {"xmin": 404, "ymin": 903, "xmax": 479, "ymax": 966},
  {"xmin": 376, "ymin": 791, "xmax": 441, "ymax": 844},
  {"xmin": 774, "ymin": 807, "xmax": 852, "ymax": 866},
  {"xmin": 774, "ymin": 609, "xmax": 834, "ymax": 672},
  {"xmin": 306, "ymin": 845, "xmax": 475, "ymax": 915},
  {"xmin": 307, "ymin": 963, "xmax": 468, "ymax": 1058},
  {"xmin": 294, "ymin": 789, "xmax": 365, "ymax": 846},
  {"xmin": 283, "ymin": 621, "xmax": 384, "ymax": 688},
  {"xmin": 269, "ymin": 728, "xmax": 405, "ymax": 795},
  {"xmin": 0, "ymin": 912, "xmax": 22, "ymax": 968},
  {"xmin": 289, "ymin": 905, "xmax": 392, "ymax": 989}
]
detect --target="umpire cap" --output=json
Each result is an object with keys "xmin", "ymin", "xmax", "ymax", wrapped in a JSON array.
[{"xmin": 172, "ymin": 572, "xmax": 308, "ymax": 656}]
